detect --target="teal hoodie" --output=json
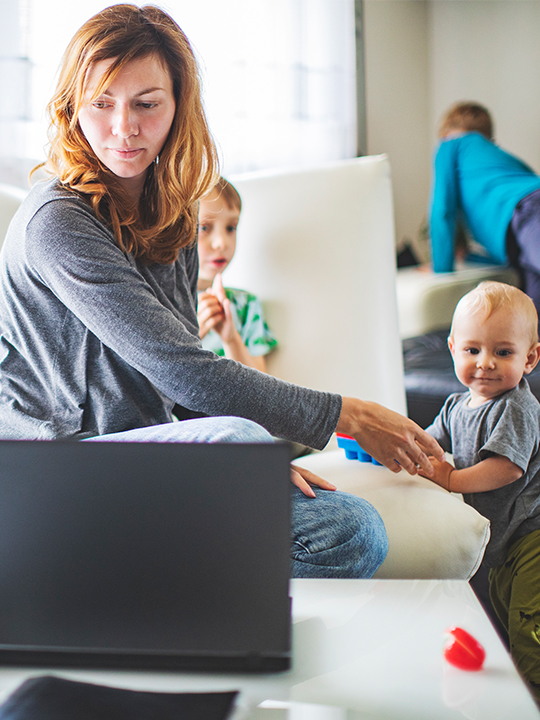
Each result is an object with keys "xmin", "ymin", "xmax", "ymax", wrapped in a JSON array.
[{"xmin": 429, "ymin": 132, "xmax": 540, "ymax": 272}]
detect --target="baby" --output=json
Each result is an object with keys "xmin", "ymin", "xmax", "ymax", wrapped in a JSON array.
[
  {"xmin": 197, "ymin": 177, "xmax": 277, "ymax": 372},
  {"xmin": 423, "ymin": 281, "xmax": 540, "ymax": 702}
]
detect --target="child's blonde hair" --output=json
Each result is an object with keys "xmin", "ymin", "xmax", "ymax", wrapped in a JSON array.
[
  {"xmin": 450, "ymin": 281, "xmax": 539, "ymax": 347},
  {"xmin": 438, "ymin": 102, "xmax": 493, "ymax": 140},
  {"xmin": 204, "ymin": 177, "xmax": 242, "ymax": 213}
]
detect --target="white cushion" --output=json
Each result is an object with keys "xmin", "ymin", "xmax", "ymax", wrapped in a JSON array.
[{"xmin": 296, "ymin": 450, "xmax": 490, "ymax": 580}]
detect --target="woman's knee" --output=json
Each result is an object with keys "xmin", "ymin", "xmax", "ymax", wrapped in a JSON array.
[
  {"xmin": 290, "ymin": 489, "xmax": 388, "ymax": 579},
  {"xmin": 90, "ymin": 416, "xmax": 273, "ymax": 444},
  {"xmin": 204, "ymin": 417, "xmax": 274, "ymax": 443}
]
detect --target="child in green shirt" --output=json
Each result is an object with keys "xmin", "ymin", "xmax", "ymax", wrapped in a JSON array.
[{"xmin": 197, "ymin": 177, "xmax": 277, "ymax": 371}]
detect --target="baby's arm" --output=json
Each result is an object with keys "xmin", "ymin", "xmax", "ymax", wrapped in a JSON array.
[{"xmin": 421, "ymin": 454, "xmax": 523, "ymax": 493}]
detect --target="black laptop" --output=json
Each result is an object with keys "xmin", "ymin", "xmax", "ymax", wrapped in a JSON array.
[{"xmin": 0, "ymin": 440, "xmax": 292, "ymax": 672}]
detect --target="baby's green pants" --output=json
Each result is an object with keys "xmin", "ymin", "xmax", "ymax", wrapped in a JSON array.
[{"xmin": 490, "ymin": 528, "xmax": 540, "ymax": 706}]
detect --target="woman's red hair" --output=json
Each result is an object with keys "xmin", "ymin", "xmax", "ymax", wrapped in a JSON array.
[{"xmin": 42, "ymin": 4, "xmax": 219, "ymax": 264}]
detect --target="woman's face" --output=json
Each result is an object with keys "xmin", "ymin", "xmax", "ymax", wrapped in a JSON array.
[{"xmin": 78, "ymin": 54, "xmax": 176, "ymax": 198}]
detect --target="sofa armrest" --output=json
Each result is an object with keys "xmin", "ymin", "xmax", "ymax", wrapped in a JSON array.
[{"xmin": 296, "ymin": 450, "xmax": 490, "ymax": 580}]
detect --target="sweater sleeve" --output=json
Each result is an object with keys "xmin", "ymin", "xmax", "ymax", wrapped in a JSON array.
[
  {"xmin": 24, "ymin": 198, "xmax": 340, "ymax": 449},
  {"xmin": 429, "ymin": 140, "xmax": 459, "ymax": 273}
]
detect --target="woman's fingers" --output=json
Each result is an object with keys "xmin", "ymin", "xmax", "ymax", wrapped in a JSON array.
[
  {"xmin": 290, "ymin": 464, "xmax": 337, "ymax": 498},
  {"xmin": 336, "ymin": 398, "xmax": 445, "ymax": 476}
]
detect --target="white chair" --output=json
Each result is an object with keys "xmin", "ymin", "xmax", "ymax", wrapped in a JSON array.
[
  {"xmin": 229, "ymin": 155, "xmax": 406, "ymax": 413},
  {"xmin": 227, "ymin": 156, "xmax": 490, "ymax": 579}
]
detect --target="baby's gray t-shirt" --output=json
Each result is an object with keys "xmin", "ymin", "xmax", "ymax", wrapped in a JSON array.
[
  {"xmin": 0, "ymin": 179, "xmax": 341, "ymax": 445},
  {"xmin": 427, "ymin": 379, "xmax": 540, "ymax": 567}
]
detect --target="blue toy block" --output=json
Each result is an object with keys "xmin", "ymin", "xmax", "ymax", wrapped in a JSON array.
[{"xmin": 336, "ymin": 435, "xmax": 382, "ymax": 465}]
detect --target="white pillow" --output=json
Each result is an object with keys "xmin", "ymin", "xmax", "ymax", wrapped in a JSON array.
[{"xmin": 295, "ymin": 449, "xmax": 490, "ymax": 580}]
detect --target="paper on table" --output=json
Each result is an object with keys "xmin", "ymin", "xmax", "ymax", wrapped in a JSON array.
[{"xmin": 0, "ymin": 675, "xmax": 238, "ymax": 720}]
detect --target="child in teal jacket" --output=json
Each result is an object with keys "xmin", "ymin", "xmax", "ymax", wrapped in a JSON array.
[{"xmin": 429, "ymin": 102, "xmax": 540, "ymax": 314}]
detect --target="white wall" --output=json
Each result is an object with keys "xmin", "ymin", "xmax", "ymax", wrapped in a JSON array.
[
  {"xmin": 429, "ymin": 1, "xmax": 540, "ymax": 173},
  {"xmin": 364, "ymin": 0, "xmax": 431, "ymax": 258},
  {"xmin": 363, "ymin": 0, "xmax": 540, "ymax": 261}
]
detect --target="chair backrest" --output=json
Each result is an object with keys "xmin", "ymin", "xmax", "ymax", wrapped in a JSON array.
[
  {"xmin": 227, "ymin": 155, "xmax": 406, "ymax": 414},
  {"xmin": 0, "ymin": 184, "xmax": 27, "ymax": 251}
]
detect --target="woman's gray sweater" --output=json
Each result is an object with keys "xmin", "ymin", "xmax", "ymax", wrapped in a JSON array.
[{"xmin": 0, "ymin": 179, "xmax": 341, "ymax": 447}]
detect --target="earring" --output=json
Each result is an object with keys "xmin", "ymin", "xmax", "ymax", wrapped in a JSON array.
[{"xmin": 155, "ymin": 154, "xmax": 160, "ymax": 166}]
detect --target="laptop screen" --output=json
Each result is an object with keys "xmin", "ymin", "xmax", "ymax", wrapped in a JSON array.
[{"xmin": 0, "ymin": 441, "xmax": 292, "ymax": 671}]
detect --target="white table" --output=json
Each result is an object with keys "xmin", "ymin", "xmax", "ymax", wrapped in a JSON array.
[{"xmin": 0, "ymin": 579, "xmax": 537, "ymax": 719}]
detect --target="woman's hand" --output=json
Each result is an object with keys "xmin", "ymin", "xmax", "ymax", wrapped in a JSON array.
[
  {"xmin": 291, "ymin": 464, "xmax": 337, "ymax": 498},
  {"xmin": 336, "ymin": 398, "xmax": 445, "ymax": 476}
]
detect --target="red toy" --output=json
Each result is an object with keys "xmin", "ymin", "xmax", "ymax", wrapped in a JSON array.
[{"xmin": 443, "ymin": 627, "xmax": 486, "ymax": 671}]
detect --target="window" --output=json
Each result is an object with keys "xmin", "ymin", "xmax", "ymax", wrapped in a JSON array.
[{"xmin": 0, "ymin": 0, "xmax": 357, "ymax": 176}]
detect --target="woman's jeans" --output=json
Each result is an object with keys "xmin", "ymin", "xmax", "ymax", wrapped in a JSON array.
[{"xmin": 87, "ymin": 417, "xmax": 388, "ymax": 579}]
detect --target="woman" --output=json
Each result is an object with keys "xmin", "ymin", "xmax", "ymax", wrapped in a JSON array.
[{"xmin": 0, "ymin": 4, "xmax": 443, "ymax": 578}]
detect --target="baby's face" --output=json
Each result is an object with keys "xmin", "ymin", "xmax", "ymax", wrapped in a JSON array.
[
  {"xmin": 449, "ymin": 307, "xmax": 539, "ymax": 407},
  {"xmin": 197, "ymin": 191, "xmax": 239, "ymax": 285}
]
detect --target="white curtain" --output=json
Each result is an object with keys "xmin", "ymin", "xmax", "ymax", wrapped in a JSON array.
[
  {"xmin": 0, "ymin": 0, "xmax": 32, "ymax": 158},
  {"xmin": 1, "ymin": 0, "xmax": 357, "ymax": 176},
  {"xmin": 180, "ymin": 0, "xmax": 358, "ymax": 174}
]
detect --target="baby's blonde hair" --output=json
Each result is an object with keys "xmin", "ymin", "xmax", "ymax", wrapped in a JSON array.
[{"xmin": 450, "ymin": 281, "xmax": 539, "ymax": 347}]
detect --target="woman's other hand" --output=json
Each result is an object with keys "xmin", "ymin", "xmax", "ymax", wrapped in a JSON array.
[{"xmin": 290, "ymin": 464, "xmax": 337, "ymax": 498}]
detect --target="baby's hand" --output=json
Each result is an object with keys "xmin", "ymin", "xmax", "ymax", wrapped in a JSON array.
[{"xmin": 418, "ymin": 456, "xmax": 454, "ymax": 491}]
